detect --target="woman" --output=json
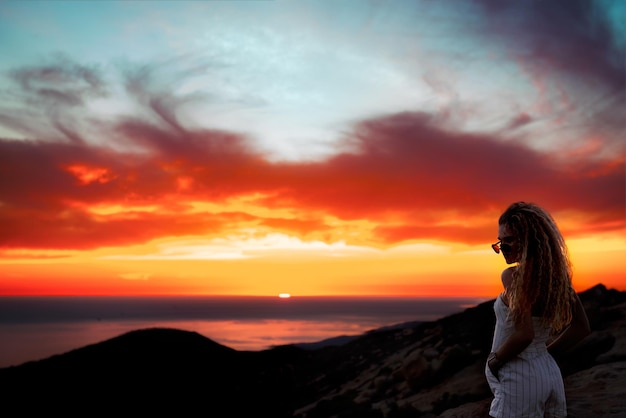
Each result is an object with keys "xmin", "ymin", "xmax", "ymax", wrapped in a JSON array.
[{"xmin": 486, "ymin": 202, "xmax": 590, "ymax": 418}]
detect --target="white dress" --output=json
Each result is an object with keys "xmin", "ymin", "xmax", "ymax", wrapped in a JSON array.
[{"xmin": 485, "ymin": 294, "xmax": 567, "ymax": 418}]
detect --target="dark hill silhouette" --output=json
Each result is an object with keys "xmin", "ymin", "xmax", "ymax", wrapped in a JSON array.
[
  {"xmin": 1, "ymin": 284, "xmax": 624, "ymax": 417},
  {"xmin": 0, "ymin": 328, "xmax": 309, "ymax": 416}
]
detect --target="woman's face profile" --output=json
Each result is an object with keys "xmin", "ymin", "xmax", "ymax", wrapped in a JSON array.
[{"xmin": 497, "ymin": 223, "xmax": 520, "ymax": 264}]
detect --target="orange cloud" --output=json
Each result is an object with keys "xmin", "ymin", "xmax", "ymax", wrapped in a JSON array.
[
  {"xmin": 64, "ymin": 164, "xmax": 116, "ymax": 185},
  {"xmin": 0, "ymin": 112, "xmax": 623, "ymax": 252}
]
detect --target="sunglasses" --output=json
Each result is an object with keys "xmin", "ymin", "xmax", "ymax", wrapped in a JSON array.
[{"xmin": 491, "ymin": 240, "xmax": 512, "ymax": 254}]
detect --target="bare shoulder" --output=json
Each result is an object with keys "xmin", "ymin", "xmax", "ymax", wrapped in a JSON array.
[{"xmin": 500, "ymin": 266, "xmax": 516, "ymax": 290}]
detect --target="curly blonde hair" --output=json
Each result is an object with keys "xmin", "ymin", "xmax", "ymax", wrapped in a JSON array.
[{"xmin": 499, "ymin": 202, "xmax": 573, "ymax": 332}]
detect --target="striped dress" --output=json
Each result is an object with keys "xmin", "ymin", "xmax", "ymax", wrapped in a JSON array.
[{"xmin": 485, "ymin": 294, "xmax": 566, "ymax": 418}]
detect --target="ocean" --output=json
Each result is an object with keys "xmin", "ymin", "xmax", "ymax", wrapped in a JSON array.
[{"xmin": 0, "ymin": 295, "xmax": 488, "ymax": 368}]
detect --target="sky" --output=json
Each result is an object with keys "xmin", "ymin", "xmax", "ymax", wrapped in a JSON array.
[{"xmin": 0, "ymin": 0, "xmax": 624, "ymax": 297}]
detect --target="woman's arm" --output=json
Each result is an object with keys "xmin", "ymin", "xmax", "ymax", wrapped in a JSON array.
[
  {"xmin": 547, "ymin": 292, "xmax": 591, "ymax": 357},
  {"xmin": 488, "ymin": 307, "xmax": 534, "ymax": 376},
  {"xmin": 488, "ymin": 267, "xmax": 535, "ymax": 376}
]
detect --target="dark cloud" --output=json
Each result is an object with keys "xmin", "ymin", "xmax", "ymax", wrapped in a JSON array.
[
  {"xmin": 1, "ymin": 6, "xmax": 623, "ymax": 250},
  {"xmin": 9, "ymin": 56, "xmax": 106, "ymax": 108},
  {"xmin": 476, "ymin": 0, "xmax": 623, "ymax": 88},
  {"xmin": 1, "ymin": 110, "xmax": 623, "ymax": 249},
  {"xmin": 122, "ymin": 64, "xmax": 188, "ymax": 134},
  {"xmin": 475, "ymin": 0, "xmax": 625, "ymax": 145},
  {"xmin": 1, "ymin": 56, "xmax": 107, "ymax": 144},
  {"xmin": 119, "ymin": 59, "xmax": 222, "ymax": 136},
  {"xmin": 504, "ymin": 113, "xmax": 533, "ymax": 131},
  {"xmin": 284, "ymin": 112, "xmax": 624, "ymax": 242}
]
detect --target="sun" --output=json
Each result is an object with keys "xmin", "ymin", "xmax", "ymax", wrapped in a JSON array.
[{"xmin": 278, "ymin": 293, "xmax": 291, "ymax": 299}]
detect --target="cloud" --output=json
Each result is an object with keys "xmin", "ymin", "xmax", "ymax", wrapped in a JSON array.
[
  {"xmin": 297, "ymin": 112, "xmax": 624, "ymax": 241},
  {"xmin": 10, "ymin": 56, "xmax": 106, "ymax": 107},
  {"xmin": 504, "ymin": 113, "xmax": 533, "ymax": 131},
  {"xmin": 477, "ymin": 0, "xmax": 623, "ymax": 88},
  {"xmin": 475, "ymin": 0, "xmax": 625, "ymax": 147},
  {"xmin": 0, "ymin": 108, "xmax": 623, "ymax": 250},
  {"xmin": 104, "ymin": 233, "xmax": 378, "ymax": 260},
  {"xmin": 0, "ymin": 248, "xmax": 74, "ymax": 260},
  {"xmin": 0, "ymin": 1, "xmax": 622, "ymax": 251},
  {"xmin": 119, "ymin": 273, "xmax": 151, "ymax": 281},
  {"xmin": 2, "ymin": 56, "xmax": 107, "ymax": 144}
]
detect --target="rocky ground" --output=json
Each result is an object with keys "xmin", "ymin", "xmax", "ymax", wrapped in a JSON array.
[{"xmin": 291, "ymin": 284, "xmax": 626, "ymax": 417}]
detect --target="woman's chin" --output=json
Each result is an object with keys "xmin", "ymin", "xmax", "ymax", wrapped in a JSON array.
[{"xmin": 503, "ymin": 254, "xmax": 516, "ymax": 264}]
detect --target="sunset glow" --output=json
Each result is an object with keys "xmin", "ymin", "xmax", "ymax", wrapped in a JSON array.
[{"xmin": 0, "ymin": 1, "xmax": 624, "ymax": 297}]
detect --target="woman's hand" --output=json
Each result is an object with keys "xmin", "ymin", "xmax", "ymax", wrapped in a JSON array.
[{"xmin": 488, "ymin": 352, "xmax": 503, "ymax": 380}]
